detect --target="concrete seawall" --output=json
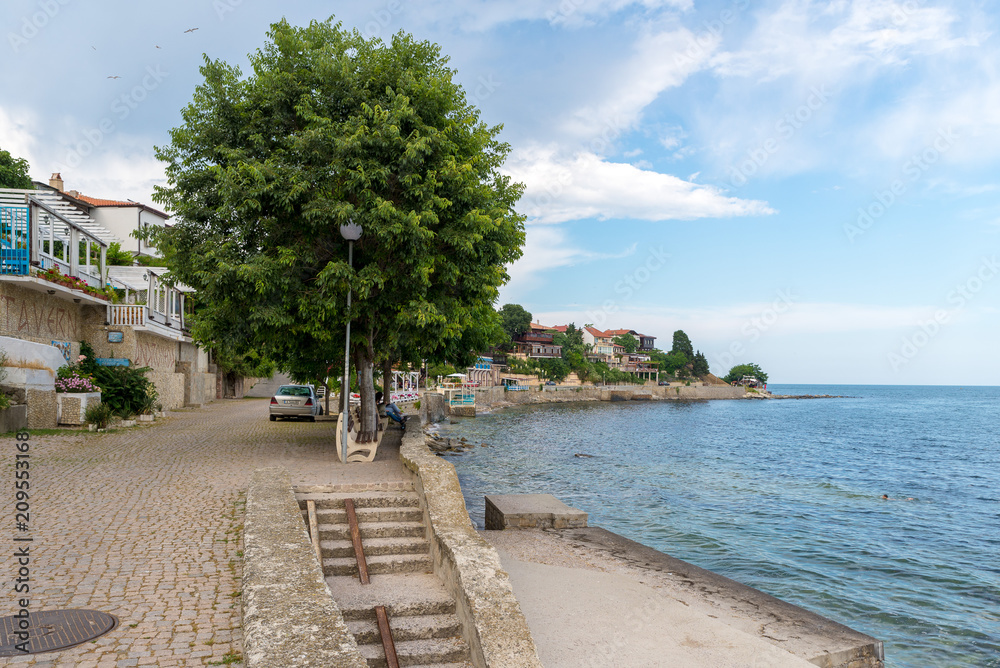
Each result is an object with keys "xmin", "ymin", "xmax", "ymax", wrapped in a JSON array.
[{"xmin": 470, "ymin": 383, "xmax": 746, "ymax": 412}]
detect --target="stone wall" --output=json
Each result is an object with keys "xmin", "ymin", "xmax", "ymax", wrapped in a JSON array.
[
  {"xmin": 0, "ymin": 283, "xmax": 92, "ymax": 354},
  {"xmin": 399, "ymin": 429, "xmax": 543, "ymax": 668},
  {"xmin": 242, "ymin": 467, "xmax": 366, "ymax": 668},
  {"xmin": 148, "ymin": 371, "xmax": 186, "ymax": 410},
  {"xmin": 471, "ymin": 384, "xmax": 746, "ymax": 412}
]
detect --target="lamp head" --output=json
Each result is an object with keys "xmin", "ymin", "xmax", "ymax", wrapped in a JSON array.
[{"xmin": 339, "ymin": 221, "xmax": 363, "ymax": 241}]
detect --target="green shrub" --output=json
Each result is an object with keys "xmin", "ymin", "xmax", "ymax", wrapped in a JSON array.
[
  {"xmin": 413, "ymin": 400, "xmax": 421, "ymax": 410},
  {"xmin": 85, "ymin": 401, "xmax": 113, "ymax": 429},
  {"xmin": 0, "ymin": 349, "xmax": 9, "ymax": 410}
]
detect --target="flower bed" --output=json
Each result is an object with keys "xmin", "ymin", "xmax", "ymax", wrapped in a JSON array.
[{"xmin": 37, "ymin": 268, "xmax": 113, "ymax": 301}]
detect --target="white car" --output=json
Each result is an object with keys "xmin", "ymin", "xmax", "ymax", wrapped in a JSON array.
[{"xmin": 269, "ymin": 385, "xmax": 322, "ymax": 421}]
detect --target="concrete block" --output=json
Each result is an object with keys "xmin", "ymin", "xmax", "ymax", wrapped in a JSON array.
[
  {"xmin": 448, "ymin": 405, "xmax": 476, "ymax": 417},
  {"xmin": 0, "ymin": 405, "xmax": 27, "ymax": 432},
  {"xmin": 485, "ymin": 494, "xmax": 588, "ymax": 531}
]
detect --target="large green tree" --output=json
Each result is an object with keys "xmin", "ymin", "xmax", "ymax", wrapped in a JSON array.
[
  {"xmin": 150, "ymin": 19, "xmax": 524, "ymax": 430},
  {"xmin": 0, "ymin": 148, "xmax": 32, "ymax": 189},
  {"xmin": 670, "ymin": 330, "xmax": 694, "ymax": 359}
]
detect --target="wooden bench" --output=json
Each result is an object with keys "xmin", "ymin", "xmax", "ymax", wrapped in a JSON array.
[{"xmin": 335, "ymin": 409, "xmax": 387, "ymax": 463}]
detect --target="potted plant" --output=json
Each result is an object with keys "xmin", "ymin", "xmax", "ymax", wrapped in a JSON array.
[{"xmin": 55, "ymin": 356, "xmax": 102, "ymax": 426}]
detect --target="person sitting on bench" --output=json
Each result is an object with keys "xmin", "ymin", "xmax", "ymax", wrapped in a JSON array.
[{"xmin": 375, "ymin": 392, "xmax": 406, "ymax": 428}]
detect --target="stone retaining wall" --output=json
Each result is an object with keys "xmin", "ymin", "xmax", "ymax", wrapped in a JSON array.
[
  {"xmin": 242, "ymin": 467, "xmax": 366, "ymax": 668},
  {"xmin": 399, "ymin": 430, "xmax": 543, "ymax": 668},
  {"xmin": 471, "ymin": 383, "xmax": 746, "ymax": 412}
]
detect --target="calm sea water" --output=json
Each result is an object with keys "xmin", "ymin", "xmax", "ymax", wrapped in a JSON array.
[{"xmin": 434, "ymin": 385, "xmax": 1000, "ymax": 668}]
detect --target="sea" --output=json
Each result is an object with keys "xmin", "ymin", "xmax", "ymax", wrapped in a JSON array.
[{"xmin": 432, "ymin": 385, "xmax": 1000, "ymax": 668}]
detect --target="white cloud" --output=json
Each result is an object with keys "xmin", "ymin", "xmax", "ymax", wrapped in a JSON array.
[
  {"xmin": 563, "ymin": 28, "xmax": 715, "ymax": 141},
  {"xmin": 711, "ymin": 0, "xmax": 973, "ymax": 84},
  {"xmin": 506, "ymin": 145, "xmax": 775, "ymax": 223},
  {"xmin": 501, "ymin": 225, "xmax": 636, "ymax": 300},
  {"xmin": 0, "ymin": 106, "xmax": 40, "ymax": 173}
]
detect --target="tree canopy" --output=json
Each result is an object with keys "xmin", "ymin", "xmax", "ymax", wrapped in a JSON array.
[
  {"xmin": 499, "ymin": 303, "xmax": 532, "ymax": 345},
  {"xmin": 150, "ymin": 19, "xmax": 525, "ymax": 429},
  {"xmin": 0, "ymin": 147, "xmax": 32, "ymax": 189},
  {"xmin": 670, "ymin": 330, "xmax": 694, "ymax": 359},
  {"xmin": 723, "ymin": 363, "xmax": 769, "ymax": 384},
  {"xmin": 613, "ymin": 333, "xmax": 638, "ymax": 354}
]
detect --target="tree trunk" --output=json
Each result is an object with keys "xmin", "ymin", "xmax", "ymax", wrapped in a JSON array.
[
  {"xmin": 354, "ymin": 334, "xmax": 378, "ymax": 433},
  {"xmin": 381, "ymin": 357, "xmax": 394, "ymax": 402}
]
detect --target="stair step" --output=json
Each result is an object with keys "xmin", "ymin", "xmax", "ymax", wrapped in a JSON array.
[
  {"xmin": 405, "ymin": 663, "xmax": 474, "ymax": 668},
  {"xmin": 321, "ymin": 536, "xmax": 429, "ymax": 558},
  {"xmin": 347, "ymin": 614, "xmax": 462, "ymax": 644},
  {"xmin": 328, "ymin": 573, "xmax": 457, "ymax": 620},
  {"xmin": 318, "ymin": 521, "xmax": 426, "ymax": 540},
  {"xmin": 358, "ymin": 637, "xmax": 471, "ymax": 668},
  {"xmin": 324, "ymin": 553, "xmax": 432, "ymax": 577},
  {"xmin": 311, "ymin": 506, "xmax": 424, "ymax": 523},
  {"xmin": 297, "ymin": 492, "xmax": 420, "ymax": 510}
]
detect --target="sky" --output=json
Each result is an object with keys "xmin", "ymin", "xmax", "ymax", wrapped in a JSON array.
[{"xmin": 2, "ymin": 0, "xmax": 998, "ymax": 385}]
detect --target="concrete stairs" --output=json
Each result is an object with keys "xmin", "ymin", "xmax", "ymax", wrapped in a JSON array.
[{"xmin": 298, "ymin": 488, "xmax": 473, "ymax": 668}]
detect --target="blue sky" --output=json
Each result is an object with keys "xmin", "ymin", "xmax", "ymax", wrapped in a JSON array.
[{"xmin": 2, "ymin": 0, "xmax": 998, "ymax": 384}]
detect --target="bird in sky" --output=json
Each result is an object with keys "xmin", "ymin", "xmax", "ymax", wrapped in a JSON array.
[
  {"xmin": 155, "ymin": 45, "xmax": 161, "ymax": 49},
  {"xmin": 184, "ymin": 27, "xmax": 198, "ymax": 33},
  {"xmin": 91, "ymin": 46, "xmax": 96, "ymax": 50},
  {"xmin": 107, "ymin": 75, "xmax": 120, "ymax": 79}
]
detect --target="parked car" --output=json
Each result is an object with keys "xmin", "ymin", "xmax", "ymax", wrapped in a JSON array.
[
  {"xmin": 269, "ymin": 384, "xmax": 322, "ymax": 421},
  {"xmin": 658, "ymin": 380, "xmax": 671, "ymax": 386}
]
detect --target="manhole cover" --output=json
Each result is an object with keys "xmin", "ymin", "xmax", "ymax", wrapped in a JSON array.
[{"xmin": 0, "ymin": 609, "xmax": 119, "ymax": 656}]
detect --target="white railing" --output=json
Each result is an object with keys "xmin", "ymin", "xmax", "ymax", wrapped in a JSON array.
[{"xmin": 108, "ymin": 304, "xmax": 146, "ymax": 327}]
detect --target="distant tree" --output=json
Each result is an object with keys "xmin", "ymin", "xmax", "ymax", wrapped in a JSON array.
[
  {"xmin": 662, "ymin": 351, "xmax": 689, "ymax": 377},
  {"xmin": 723, "ymin": 363, "xmax": 768, "ymax": 384},
  {"xmin": 613, "ymin": 333, "xmax": 638, "ymax": 354},
  {"xmin": 499, "ymin": 303, "xmax": 532, "ymax": 343},
  {"xmin": 106, "ymin": 242, "xmax": 135, "ymax": 266},
  {"xmin": 670, "ymin": 330, "xmax": 694, "ymax": 359},
  {"xmin": 0, "ymin": 148, "xmax": 32, "ymax": 189},
  {"xmin": 692, "ymin": 350, "xmax": 710, "ymax": 376}
]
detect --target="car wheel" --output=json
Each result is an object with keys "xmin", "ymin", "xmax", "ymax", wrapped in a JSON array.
[
  {"xmin": 309, "ymin": 416, "xmax": 316, "ymax": 422},
  {"xmin": 269, "ymin": 415, "xmax": 276, "ymax": 421}
]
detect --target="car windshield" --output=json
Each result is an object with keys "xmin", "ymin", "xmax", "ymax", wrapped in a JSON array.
[{"xmin": 276, "ymin": 386, "xmax": 311, "ymax": 397}]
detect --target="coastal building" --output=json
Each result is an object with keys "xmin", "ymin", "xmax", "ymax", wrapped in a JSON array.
[
  {"xmin": 0, "ymin": 185, "xmax": 215, "ymax": 428},
  {"xmin": 40, "ymin": 174, "xmax": 169, "ymax": 259}
]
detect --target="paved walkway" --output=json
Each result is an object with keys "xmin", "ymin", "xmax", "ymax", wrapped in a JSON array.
[{"xmin": 1, "ymin": 399, "xmax": 376, "ymax": 668}]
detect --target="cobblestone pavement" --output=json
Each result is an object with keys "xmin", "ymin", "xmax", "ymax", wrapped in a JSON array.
[{"xmin": 1, "ymin": 399, "xmax": 371, "ymax": 668}]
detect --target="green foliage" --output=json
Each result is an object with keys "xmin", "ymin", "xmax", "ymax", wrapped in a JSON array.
[
  {"xmin": 132, "ymin": 254, "xmax": 159, "ymax": 267},
  {"xmin": 692, "ymin": 351, "xmax": 710, "ymax": 376},
  {"xmin": 612, "ymin": 333, "xmax": 638, "ymax": 354},
  {"xmin": 671, "ymin": 330, "xmax": 694, "ymax": 359},
  {"xmin": 148, "ymin": 19, "xmax": 524, "ymax": 427},
  {"xmin": 723, "ymin": 363, "xmax": 769, "ymax": 384},
  {"xmin": 662, "ymin": 351, "xmax": 690, "ymax": 377},
  {"xmin": 0, "ymin": 148, "xmax": 32, "ymax": 189},
  {"xmin": 84, "ymin": 402, "xmax": 113, "ymax": 430},
  {"xmin": 499, "ymin": 304, "xmax": 532, "ymax": 346},
  {"xmin": 428, "ymin": 363, "xmax": 458, "ymax": 380},
  {"xmin": 80, "ymin": 342, "xmax": 159, "ymax": 415},
  {"xmin": 106, "ymin": 242, "xmax": 135, "ymax": 266}
]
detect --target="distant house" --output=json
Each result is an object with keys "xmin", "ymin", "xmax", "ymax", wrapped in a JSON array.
[
  {"xmin": 601, "ymin": 327, "xmax": 656, "ymax": 352},
  {"xmin": 41, "ymin": 174, "xmax": 169, "ymax": 258}
]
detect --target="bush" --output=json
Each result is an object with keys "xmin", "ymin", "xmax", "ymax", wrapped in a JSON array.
[
  {"xmin": 413, "ymin": 400, "xmax": 421, "ymax": 410},
  {"xmin": 93, "ymin": 365, "xmax": 158, "ymax": 416},
  {"xmin": 84, "ymin": 402, "xmax": 113, "ymax": 429}
]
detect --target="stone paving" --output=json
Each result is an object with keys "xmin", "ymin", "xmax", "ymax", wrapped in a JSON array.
[{"xmin": 1, "ymin": 399, "xmax": 362, "ymax": 668}]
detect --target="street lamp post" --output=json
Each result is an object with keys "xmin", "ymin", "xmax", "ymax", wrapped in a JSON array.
[{"xmin": 339, "ymin": 220, "xmax": 362, "ymax": 465}]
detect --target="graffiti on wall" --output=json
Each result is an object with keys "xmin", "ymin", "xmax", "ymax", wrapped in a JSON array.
[
  {"xmin": 51, "ymin": 340, "xmax": 71, "ymax": 364},
  {"xmin": 135, "ymin": 336, "xmax": 176, "ymax": 371},
  {"xmin": 0, "ymin": 295, "xmax": 81, "ymax": 340}
]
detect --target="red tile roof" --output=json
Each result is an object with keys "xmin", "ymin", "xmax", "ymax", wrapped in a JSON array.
[{"xmin": 77, "ymin": 194, "xmax": 170, "ymax": 219}]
